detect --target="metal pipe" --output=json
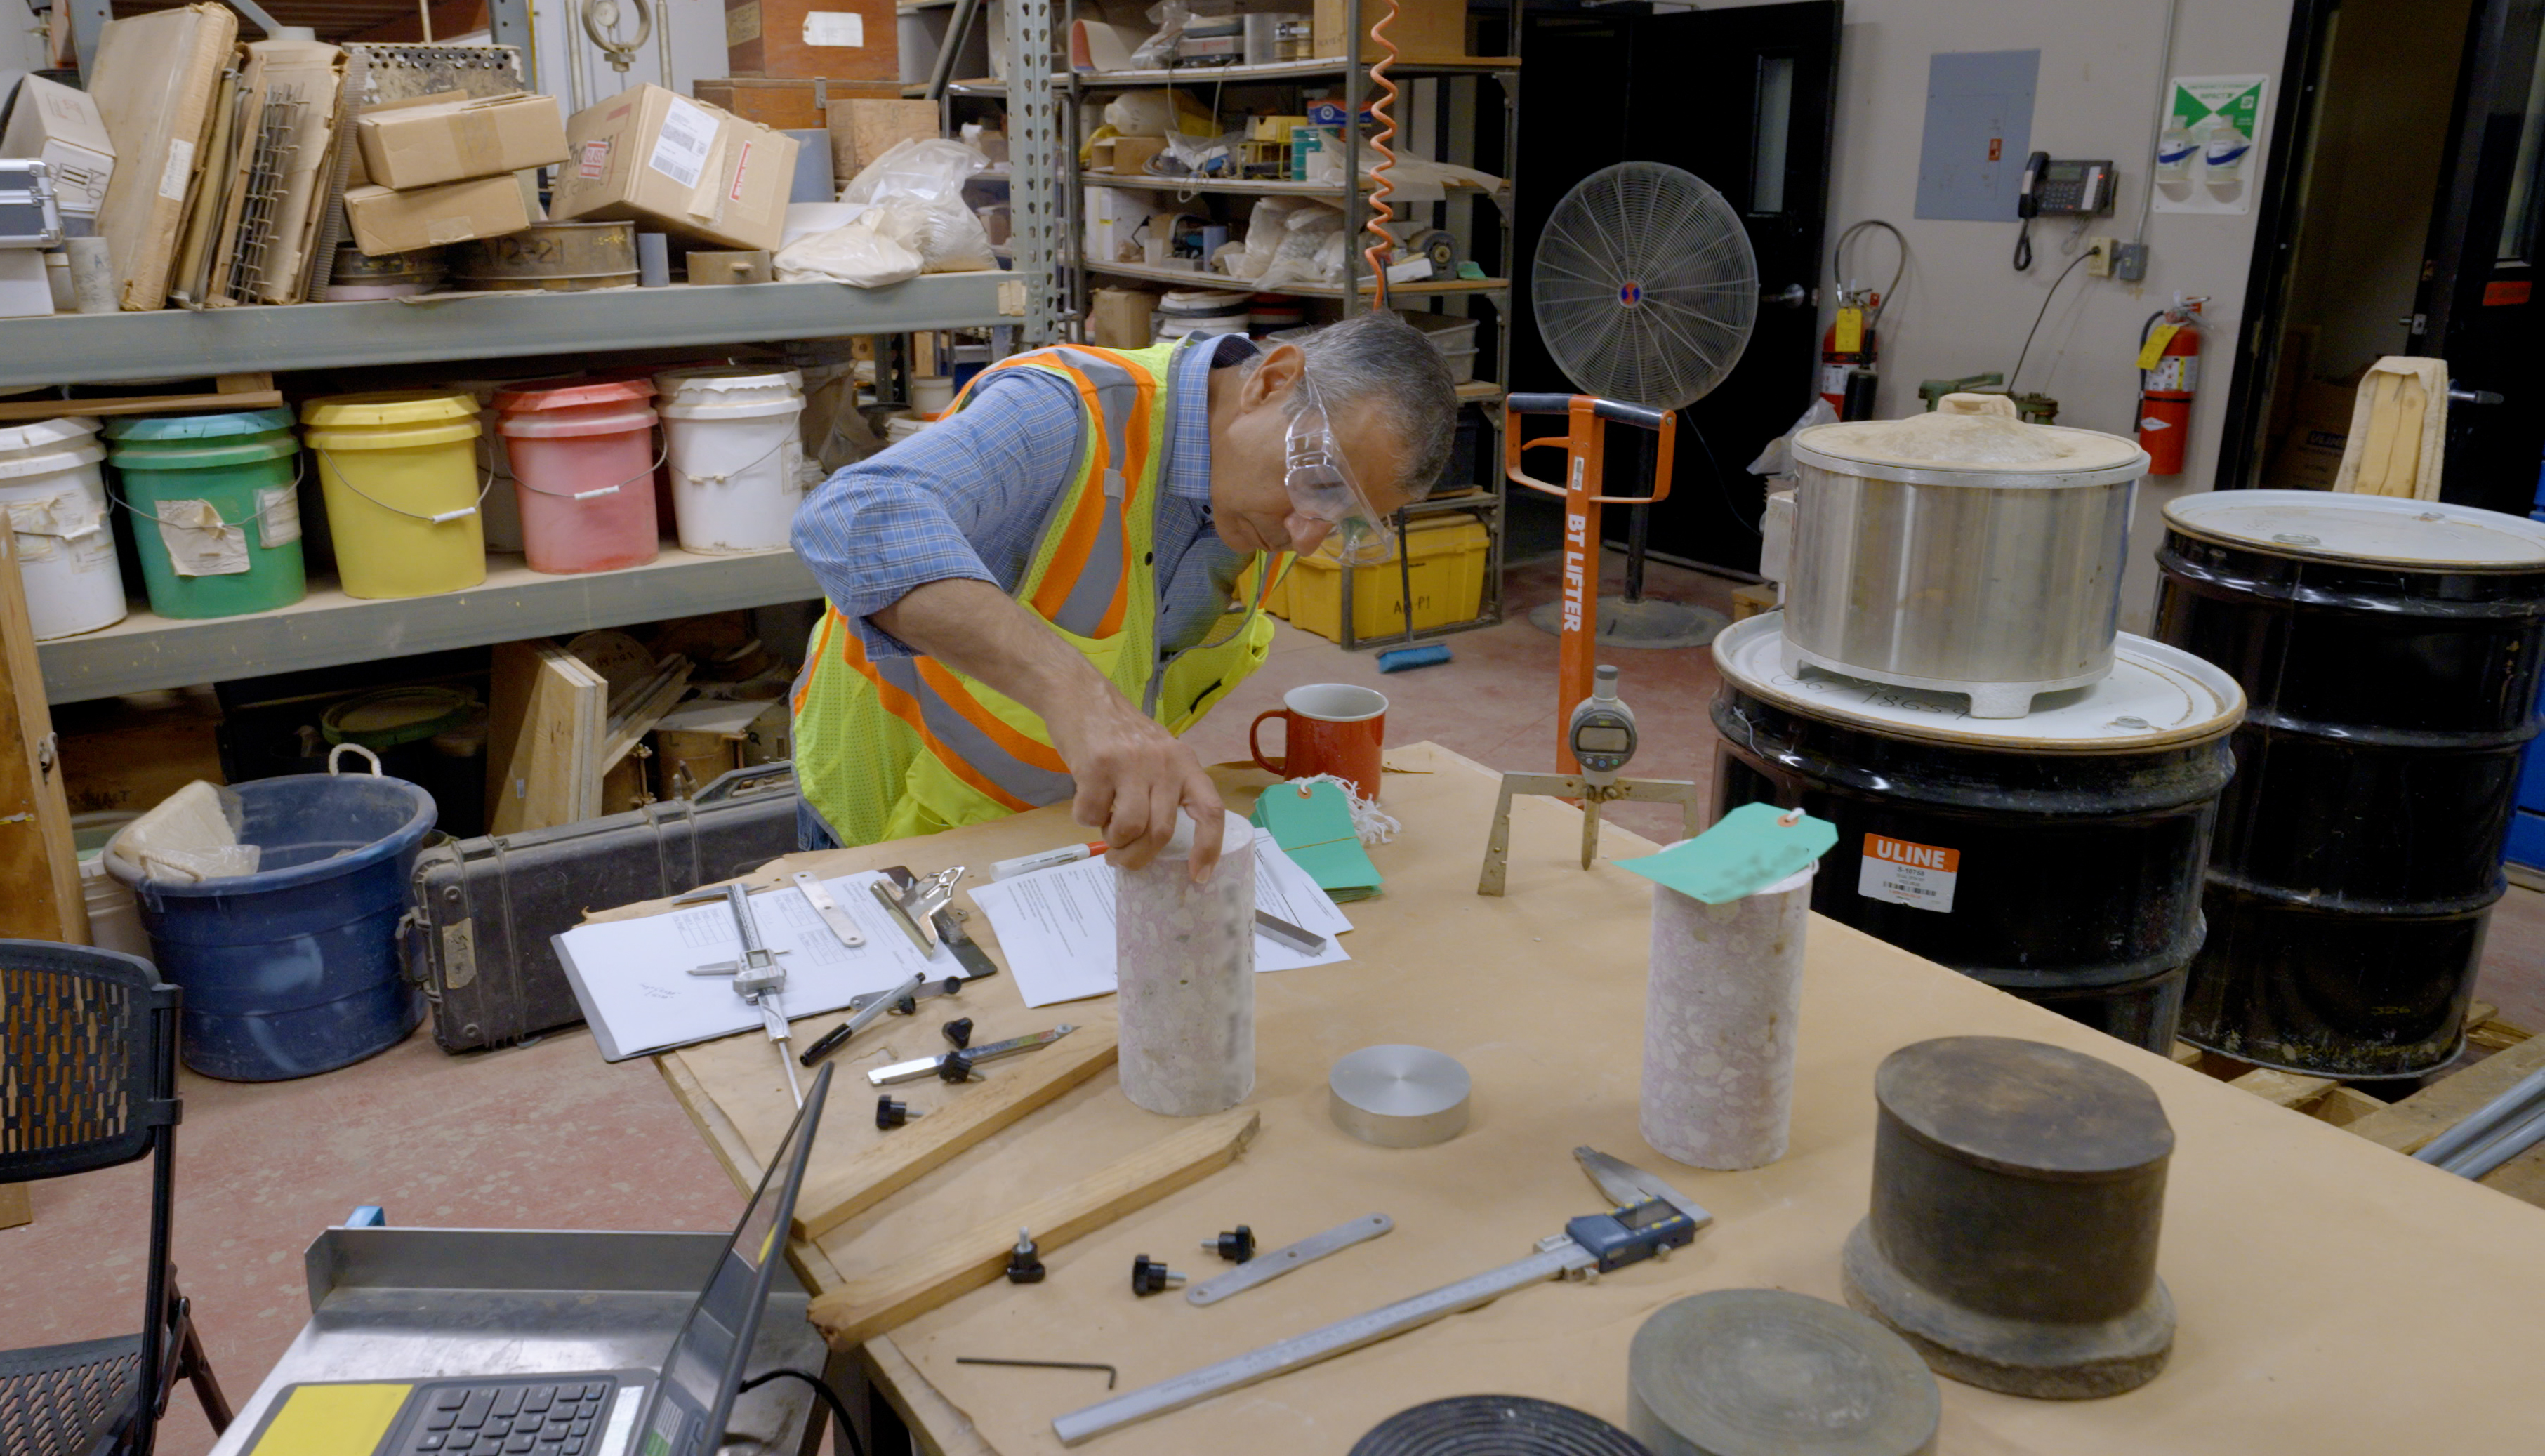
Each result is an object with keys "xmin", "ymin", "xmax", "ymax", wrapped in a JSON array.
[
  {"xmin": 2414, "ymin": 1065, "xmax": 2545, "ymax": 1166},
  {"xmin": 2440, "ymin": 1099, "xmax": 2545, "ymax": 1182},
  {"xmin": 928, "ymin": 0, "xmax": 984, "ymax": 101}
]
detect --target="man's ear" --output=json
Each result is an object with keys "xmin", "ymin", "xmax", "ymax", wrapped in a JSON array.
[{"xmin": 1241, "ymin": 343, "xmax": 1304, "ymax": 410}]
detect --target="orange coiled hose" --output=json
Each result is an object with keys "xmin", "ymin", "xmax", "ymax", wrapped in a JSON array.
[{"xmin": 1361, "ymin": 0, "xmax": 1400, "ymax": 311}]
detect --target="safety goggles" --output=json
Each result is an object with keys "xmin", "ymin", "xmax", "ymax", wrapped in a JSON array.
[{"xmin": 1283, "ymin": 374, "xmax": 1398, "ymax": 567}]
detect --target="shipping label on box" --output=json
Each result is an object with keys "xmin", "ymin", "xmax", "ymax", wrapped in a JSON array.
[{"xmin": 357, "ymin": 92, "xmax": 569, "ymax": 191}]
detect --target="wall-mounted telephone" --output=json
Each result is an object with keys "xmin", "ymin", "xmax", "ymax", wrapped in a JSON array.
[{"xmin": 2017, "ymin": 154, "xmax": 2117, "ymax": 218}]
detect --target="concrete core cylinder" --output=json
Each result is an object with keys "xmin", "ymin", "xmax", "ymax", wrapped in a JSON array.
[
  {"xmin": 1642, "ymin": 866, "xmax": 1813, "ymax": 1170},
  {"xmin": 1116, "ymin": 809, "xmax": 1255, "ymax": 1116}
]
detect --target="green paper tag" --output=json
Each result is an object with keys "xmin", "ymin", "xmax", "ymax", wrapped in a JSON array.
[{"xmin": 1614, "ymin": 802, "xmax": 1837, "ymax": 903}]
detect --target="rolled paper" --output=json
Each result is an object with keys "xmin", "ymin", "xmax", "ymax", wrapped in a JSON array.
[
  {"xmin": 1641, "ymin": 865, "xmax": 1813, "ymax": 1170},
  {"xmin": 1117, "ymin": 809, "xmax": 1256, "ymax": 1116}
]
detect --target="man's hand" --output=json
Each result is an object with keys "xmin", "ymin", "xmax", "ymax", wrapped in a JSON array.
[
  {"xmin": 872, "ymin": 578, "xmax": 1226, "ymax": 882},
  {"xmin": 1043, "ymin": 693, "xmax": 1225, "ymax": 880}
]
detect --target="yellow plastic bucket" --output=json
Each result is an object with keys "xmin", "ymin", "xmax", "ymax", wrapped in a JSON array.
[{"xmin": 301, "ymin": 391, "xmax": 487, "ymax": 599}]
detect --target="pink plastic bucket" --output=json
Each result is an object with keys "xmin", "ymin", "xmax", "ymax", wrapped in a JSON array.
[{"xmin": 492, "ymin": 378, "xmax": 661, "ymax": 575}]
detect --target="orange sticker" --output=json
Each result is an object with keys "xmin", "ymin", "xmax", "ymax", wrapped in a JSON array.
[
  {"xmin": 2484, "ymin": 279, "xmax": 2532, "ymax": 306},
  {"xmin": 1860, "ymin": 833, "xmax": 1959, "ymax": 912}
]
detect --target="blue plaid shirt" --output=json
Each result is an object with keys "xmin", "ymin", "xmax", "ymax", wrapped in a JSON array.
[{"xmin": 792, "ymin": 334, "xmax": 1260, "ymax": 666}]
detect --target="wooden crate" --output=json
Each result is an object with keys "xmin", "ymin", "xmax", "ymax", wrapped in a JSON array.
[
  {"xmin": 2190, "ymin": 1004, "xmax": 2545, "ymax": 1206},
  {"xmin": 723, "ymin": 0, "xmax": 899, "ymax": 81},
  {"xmin": 692, "ymin": 76, "xmax": 904, "ymax": 132}
]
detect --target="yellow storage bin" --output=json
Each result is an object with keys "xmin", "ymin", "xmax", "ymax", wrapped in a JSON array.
[
  {"xmin": 302, "ymin": 390, "xmax": 487, "ymax": 600},
  {"xmin": 1283, "ymin": 513, "xmax": 1488, "ymax": 643}
]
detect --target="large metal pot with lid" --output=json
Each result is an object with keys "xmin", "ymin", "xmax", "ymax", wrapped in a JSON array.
[{"xmin": 1784, "ymin": 392, "xmax": 2150, "ymax": 717}]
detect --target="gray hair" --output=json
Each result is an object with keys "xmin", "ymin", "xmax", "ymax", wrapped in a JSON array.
[{"xmin": 1281, "ymin": 311, "xmax": 1461, "ymax": 501}]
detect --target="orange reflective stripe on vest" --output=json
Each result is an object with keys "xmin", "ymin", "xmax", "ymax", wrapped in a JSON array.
[{"xmin": 809, "ymin": 614, "xmax": 1078, "ymax": 812}]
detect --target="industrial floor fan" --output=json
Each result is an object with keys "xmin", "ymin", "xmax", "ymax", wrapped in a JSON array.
[{"xmin": 1516, "ymin": 162, "xmax": 1759, "ymax": 715}]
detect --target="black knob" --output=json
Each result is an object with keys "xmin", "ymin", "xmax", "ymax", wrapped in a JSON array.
[
  {"xmin": 1005, "ymin": 1227, "xmax": 1046, "ymax": 1285},
  {"xmin": 890, "ymin": 994, "xmax": 918, "ymax": 1017},
  {"xmin": 1204, "ymin": 1225, "xmax": 1255, "ymax": 1263},
  {"xmin": 944, "ymin": 1017, "xmax": 975, "ymax": 1050},
  {"xmin": 940, "ymin": 976, "xmax": 965, "ymax": 997},
  {"xmin": 938, "ymin": 1050, "xmax": 976, "ymax": 1083},
  {"xmin": 1130, "ymin": 1255, "xmax": 1185, "ymax": 1296},
  {"xmin": 875, "ymin": 1095, "xmax": 924, "ymax": 1130}
]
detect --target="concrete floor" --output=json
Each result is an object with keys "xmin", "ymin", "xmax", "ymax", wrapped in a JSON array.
[{"xmin": 9, "ymin": 548, "xmax": 2545, "ymax": 1456}]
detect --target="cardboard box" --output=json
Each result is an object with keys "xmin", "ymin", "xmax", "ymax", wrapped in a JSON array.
[
  {"xmin": 0, "ymin": 74, "xmax": 114, "ymax": 218},
  {"xmin": 1090, "ymin": 286, "xmax": 1158, "ymax": 347},
  {"xmin": 357, "ymin": 92, "xmax": 568, "ymax": 190},
  {"xmin": 345, "ymin": 173, "xmax": 532, "ymax": 255},
  {"xmin": 1097, "ymin": 135, "xmax": 1168, "ymax": 175},
  {"xmin": 1313, "ymin": 0, "xmax": 1469, "ymax": 62},
  {"xmin": 692, "ymin": 77, "xmax": 904, "ymax": 131},
  {"xmin": 2262, "ymin": 378, "xmax": 2356, "ymax": 491},
  {"xmin": 724, "ymin": 0, "xmax": 897, "ymax": 79},
  {"xmin": 553, "ymin": 85, "xmax": 799, "ymax": 253}
]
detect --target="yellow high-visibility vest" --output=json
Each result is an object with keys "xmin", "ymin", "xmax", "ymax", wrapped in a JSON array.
[{"xmin": 791, "ymin": 340, "xmax": 1290, "ymax": 846}]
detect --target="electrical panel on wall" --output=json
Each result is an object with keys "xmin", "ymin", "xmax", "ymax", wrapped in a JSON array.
[{"xmin": 1914, "ymin": 48, "xmax": 2040, "ymax": 222}]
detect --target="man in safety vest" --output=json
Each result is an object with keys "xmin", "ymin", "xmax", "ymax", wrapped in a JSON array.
[{"xmin": 789, "ymin": 311, "xmax": 1459, "ymax": 880}]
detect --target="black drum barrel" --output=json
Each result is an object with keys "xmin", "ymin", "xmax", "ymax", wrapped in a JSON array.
[
  {"xmin": 2155, "ymin": 491, "xmax": 2545, "ymax": 1077},
  {"xmin": 1710, "ymin": 614, "xmax": 2243, "ymax": 1054}
]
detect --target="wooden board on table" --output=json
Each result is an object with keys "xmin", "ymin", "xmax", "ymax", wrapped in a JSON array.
[
  {"xmin": 806, "ymin": 1108, "xmax": 1260, "ymax": 1346},
  {"xmin": 487, "ymin": 640, "xmax": 604, "ymax": 833},
  {"xmin": 793, "ymin": 1024, "xmax": 1120, "ymax": 1240},
  {"xmin": 0, "ymin": 526, "xmax": 85, "ymax": 942}
]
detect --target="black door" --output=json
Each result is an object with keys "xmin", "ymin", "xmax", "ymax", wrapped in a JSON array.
[
  {"xmin": 2420, "ymin": 0, "xmax": 2545, "ymax": 515},
  {"xmin": 1512, "ymin": 0, "xmax": 1842, "ymax": 574}
]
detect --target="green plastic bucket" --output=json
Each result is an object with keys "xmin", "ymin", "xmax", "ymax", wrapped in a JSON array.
[{"xmin": 105, "ymin": 409, "xmax": 307, "ymax": 620}]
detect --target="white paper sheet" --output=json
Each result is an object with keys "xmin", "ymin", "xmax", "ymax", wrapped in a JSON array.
[
  {"xmin": 555, "ymin": 870, "xmax": 955, "ymax": 1060},
  {"xmin": 966, "ymin": 830, "xmax": 1353, "ymax": 1007}
]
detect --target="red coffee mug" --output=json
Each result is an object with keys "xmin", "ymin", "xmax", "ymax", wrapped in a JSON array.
[{"xmin": 1250, "ymin": 684, "xmax": 1388, "ymax": 800}]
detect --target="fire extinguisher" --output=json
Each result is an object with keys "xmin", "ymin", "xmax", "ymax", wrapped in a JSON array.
[
  {"xmin": 1820, "ymin": 288, "xmax": 1880, "ymax": 419},
  {"xmin": 2137, "ymin": 295, "xmax": 2209, "ymax": 477}
]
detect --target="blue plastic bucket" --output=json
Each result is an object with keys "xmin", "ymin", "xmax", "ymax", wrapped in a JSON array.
[{"xmin": 107, "ymin": 750, "xmax": 435, "ymax": 1080}]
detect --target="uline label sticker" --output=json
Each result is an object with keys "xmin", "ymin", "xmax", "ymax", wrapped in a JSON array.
[
  {"xmin": 579, "ymin": 140, "xmax": 612, "ymax": 179},
  {"xmin": 1858, "ymin": 833, "xmax": 1958, "ymax": 913}
]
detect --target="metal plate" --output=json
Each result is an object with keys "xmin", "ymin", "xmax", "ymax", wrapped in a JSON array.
[{"xmin": 1186, "ymin": 1214, "xmax": 1394, "ymax": 1306}]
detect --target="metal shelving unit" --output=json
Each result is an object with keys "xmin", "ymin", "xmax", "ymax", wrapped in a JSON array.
[
  {"xmin": 41, "ymin": 548, "xmax": 820, "ymax": 703},
  {"xmin": 4, "ymin": 274, "xmax": 1023, "ymax": 389},
  {"xmin": 1048, "ymin": 10, "xmax": 1521, "ymax": 650}
]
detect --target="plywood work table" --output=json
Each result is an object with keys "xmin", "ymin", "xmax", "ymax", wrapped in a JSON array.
[{"xmin": 635, "ymin": 742, "xmax": 2545, "ymax": 1455}]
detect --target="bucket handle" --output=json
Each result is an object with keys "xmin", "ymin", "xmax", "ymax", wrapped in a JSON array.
[
  {"xmin": 312, "ymin": 447, "xmax": 494, "ymax": 525},
  {"xmin": 510, "ymin": 434, "xmax": 670, "ymax": 502},
  {"xmin": 671, "ymin": 427, "xmax": 800, "ymax": 489},
  {"xmin": 107, "ymin": 452, "xmax": 309, "ymax": 530},
  {"xmin": 329, "ymin": 743, "xmax": 385, "ymax": 776}
]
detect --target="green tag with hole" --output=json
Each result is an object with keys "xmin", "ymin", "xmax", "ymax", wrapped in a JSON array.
[{"xmin": 1614, "ymin": 802, "xmax": 1837, "ymax": 902}]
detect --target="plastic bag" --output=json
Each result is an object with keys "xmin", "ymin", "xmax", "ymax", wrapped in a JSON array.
[
  {"xmin": 1102, "ymin": 88, "xmax": 1216, "ymax": 139},
  {"xmin": 839, "ymin": 138, "xmax": 988, "ymax": 206},
  {"xmin": 1161, "ymin": 127, "xmax": 1245, "ymax": 178},
  {"xmin": 862, "ymin": 194, "xmax": 998, "ymax": 273},
  {"xmin": 109, "ymin": 780, "xmax": 260, "ymax": 882},
  {"xmin": 1747, "ymin": 397, "xmax": 1839, "ymax": 478},
  {"xmin": 1126, "ymin": 0, "xmax": 1190, "ymax": 68},
  {"xmin": 1255, "ymin": 202, "xmax": 1347, "ymax": 291},
  {"xmin": 775, "ymin": 223, "xmax": 925, "ymax": 287}
]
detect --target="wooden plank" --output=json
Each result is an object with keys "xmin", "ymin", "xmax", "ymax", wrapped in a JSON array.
[
  {"xmin": 859, "ymin": 1337, "xmax": 1000, "ymax": 1456},
  {"xmin": 2343, "ymin": 1033, "xmax": 2545, "ymax": 1154},
  {"xmin": 213, "ymin": 371, "xmax": 275, "ymax": 393},
  {"xmin": 2228, "ymin": 1066, "xmax": 2340, "ymax": 1111},
  {"xmin": 794, "ymin": 1026, "xmax": 1121, "ymax": 1242},
  {"xmin": 0, "ymin": 1182, "xmax": 30, "ymax": 1230},
  {"xmin": 0, "ymin": 521, "xmax": 85, "ymax": 942},
  {"xmin": 807, "ymin": 1108, "xmax": 1261, "ymax": 1346},
  {"xmin": 2169, "ymin": 1041, "xmax": 2204, "ymax": 1066},
  {"xmin": 0, "ymin": 391, "xmax": 286, "ymax": 423},
  {"xmin": 597, "ymin": 658, "xmax": 694, "ymax": 773},
  {"xmin": 488, "ymin": 640, "xmax": 604, "ymax": 834},
  {"xmin": 2312, "ymin": 1085, "xmax": 2387, "ymax": 1128}
]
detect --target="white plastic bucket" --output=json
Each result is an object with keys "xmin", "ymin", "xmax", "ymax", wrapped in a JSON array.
[
  {"xmin": 0, "ymin": 416, "xmax": 126, "ymax": 639},
  {"xmin": 74, "ymin": 810, "xmax": 150, "ymax": 958},
  {"xmin": 659, "ymin": 371, "xmax": 807, "ymax": 555}
]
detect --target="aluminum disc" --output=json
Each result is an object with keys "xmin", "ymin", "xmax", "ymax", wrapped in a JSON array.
[{"xmin": 1329, "ymin": 1044, "xmax": 1471, "ymax": 1148}]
